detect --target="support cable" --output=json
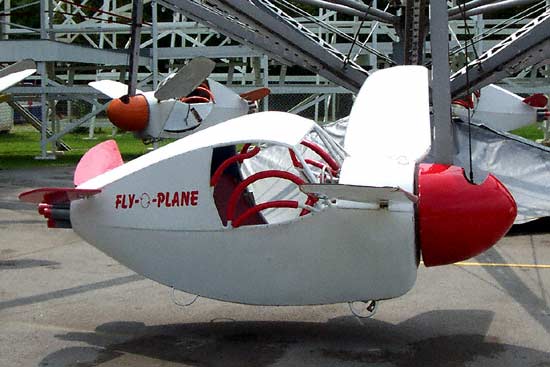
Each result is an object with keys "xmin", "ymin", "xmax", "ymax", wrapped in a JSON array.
[
  {"xmin": 351, "ymin": 3, "xmax": 392, "ymax": 62},
  {"xmin": 344, "ymin": 0, "xmax": 372, "ymax": 66},
  {"xmin": 345, "ymin": 19, "xmax": 366, "ymax": 66},
  {"xmin": 458, "ymin": 1, "xmax": 475, "ymax": 182}
]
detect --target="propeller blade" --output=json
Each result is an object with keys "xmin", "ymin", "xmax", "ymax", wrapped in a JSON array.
[
  {"xmin": 154, "ymin": 57, "xmax": 215, "ymax": 101},
  {"xmin": 0, "ymin": 59, "xmax": 36, "ymax": 93},
  {"xmin": 240, "ymin": 87, "xmax": 271, "ymax": 102},
  {"xmin": 89, "ymin": 80, "xmax": 142, "ymax": 99}
]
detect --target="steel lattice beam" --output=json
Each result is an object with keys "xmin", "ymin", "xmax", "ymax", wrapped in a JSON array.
[
  {"xmin": 451, "ymin": 7, "xmax": 550, "ymax": 98},
  {"xmin": 160, "ymin": 0, "xmax": 369, "ymax": 92}
]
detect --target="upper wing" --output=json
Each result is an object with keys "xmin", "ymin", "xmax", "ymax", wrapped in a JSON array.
[
  {"xmin": 345, "ymin": 66, "xmax": 431, "ymax": 162},
  {"xmin": 340, "ymin": 66, "xmax": 431, "ymax": 191}
]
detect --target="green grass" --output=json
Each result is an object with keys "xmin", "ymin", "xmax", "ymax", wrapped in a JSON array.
[
  {"xmin": 0, "ymin": 122, "xmax": 545, "ymax": 170},
  {"xmin": 0, "ymin": 124, "xmax": 156, "ymax": 170},
  {"xmin": 510, "ymin": 123, "xmax": 544, "ymax": 141}
]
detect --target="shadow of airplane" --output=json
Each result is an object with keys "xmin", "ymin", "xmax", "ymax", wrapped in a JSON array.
[{"xmin": 40, "ymin": 310, "xmax": 550, "ymax": 367}]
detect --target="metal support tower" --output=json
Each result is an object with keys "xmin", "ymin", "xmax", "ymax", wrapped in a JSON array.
[
  {"xmin": 0, "ymin": 0, "xmax": 547, "ymax": 159},
  {"xmin": 430, "ymin": 0, "xmax": 454, "ymax": 164}
]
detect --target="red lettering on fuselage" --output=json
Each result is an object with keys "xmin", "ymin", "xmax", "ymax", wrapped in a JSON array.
[
  {"xmin": 157, "ymin": 192, "xmax": 166, "ymax": 207},
  {"xmin": 115, "ymin": 194, "xmax": 123, "ymax": 209},
  {"xmin": 171, "ymin": 192, "xmax": 179, "ymax": 207},
  {"xmin": 181, "ymin": 191, "xmax": 190, "ymax": 206},
  {"xmin": 115, "ymin": 191, "xmax": 199, "ymax": 210},
  {"xmin": 190, "ymin": 190, "xmax": 198, "ymax": 206}
]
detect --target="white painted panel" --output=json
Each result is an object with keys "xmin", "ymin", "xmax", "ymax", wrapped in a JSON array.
[
  {"xmin": 74, "ymin": 148, "xmax": 222, "ymax": 231},
  {"xmin": 72, "ymin": 205, "xmax": 417, "ymax": 306}
]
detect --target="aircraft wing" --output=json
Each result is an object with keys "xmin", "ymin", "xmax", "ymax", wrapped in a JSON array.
[
  {"xmin": 300, "ymin": 183, "xmax": 417, "ymax": 204},
  {"xmin": 0, "ymin": 59, "xmax": 36, "ymax": 93},
  {"xmin": 19, "ymin": 188, "xmax": 102, "ymax": 204},
  {"xmin": 89, "ymin": 80, "xmax": 142, "ymax": 99}
]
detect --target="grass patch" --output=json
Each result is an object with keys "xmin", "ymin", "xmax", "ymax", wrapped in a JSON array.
[
  {"xmin": 0, "ymin": 124, "xmax": 157, "ymax": 170},
  {"xmin": 510, "ymin": 123, "xmax": 544, "ymax": 141},
  {"xmin": 0, "ymin": 122, "xmax": 545, "ymax": 170}
]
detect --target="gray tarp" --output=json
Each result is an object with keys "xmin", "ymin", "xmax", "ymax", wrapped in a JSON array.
[{"xmin": 453, "ymin": 121, "xmax": 550, "ymax": 224}]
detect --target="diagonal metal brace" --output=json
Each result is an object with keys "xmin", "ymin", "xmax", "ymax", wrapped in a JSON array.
[{"xmin": 450, "ymin": 7, "xmax": 550, "ymax": 98}]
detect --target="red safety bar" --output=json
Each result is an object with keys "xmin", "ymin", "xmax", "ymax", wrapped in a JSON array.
[
  {"xmin": 239, "ymin": 143, "xmax": 252, "ymax": 154},
  {"xmin": 289, "ymin": 149, "xmax": 338, "ymax": 177},
  {"xmin": 232, "ymin": 200, "xmax": 299, "ymax": 228},
  {"xmin": 452, "ymin": 99, "xmax": 473, "ymax": 109},
  {"xmin": 180, "ymin": 86, "xmax": 215, "ymax": 104},
  {"xmin": 181, "ymin": 96, "xmax": 210, "ymax": 104},
  {"xmin": 226, "ymin": 170, "xmax": 312, "ymax": 224},
  {"xmin": 300, "ymin": 195, "xmax": 319, "ymax": 216},
  {"xmin": 210, "ymin": 145, "xmax": 261, "ymax": 187},
  {"xmin": 300, "ymin": 140, "xmax": 340, "ymax": 172}
]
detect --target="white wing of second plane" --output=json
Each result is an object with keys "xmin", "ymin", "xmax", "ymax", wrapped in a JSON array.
[
  {"xmin": 0, "ymin": 60, "xmax": 36, "ymax": 93},
  {"xmin": 89, "ymin": 80, "xmax": 143, "ymax": 99},
  {"xmin": 453, "ymin": 84, "xmax": 540, "ymax": 131}
]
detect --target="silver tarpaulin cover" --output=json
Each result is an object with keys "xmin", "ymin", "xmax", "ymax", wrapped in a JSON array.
[{"xmin": 453, "ymin": 121, "xmax": 550, "ymax": 224}]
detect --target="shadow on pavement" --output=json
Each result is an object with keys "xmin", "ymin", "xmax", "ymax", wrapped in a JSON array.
[{"xmin": 41, "ymin": 310, "xmax": 550, "ymax": 367}]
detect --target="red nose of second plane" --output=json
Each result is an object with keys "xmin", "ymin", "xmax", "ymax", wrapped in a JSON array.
[
  {"xmin": 417, "ymin": 163, "xmax": 517, "ymax": 267},
  {"xmin": 106, "ymin": 95, "xmax": 149, "ymax": 132}
]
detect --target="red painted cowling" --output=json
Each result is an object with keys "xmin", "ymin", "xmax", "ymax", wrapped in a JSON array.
[
  {"xmin": 417, "ymin": 163, "xmax": 517, "ymax": 267},
  {"xmin": 106, "ymin": 95, "xmax": 149, "ymax": 132}
]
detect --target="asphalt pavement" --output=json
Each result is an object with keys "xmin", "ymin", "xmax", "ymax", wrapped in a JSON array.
[{"xmin": 1, "ymin": 167, "xmax": 549, "ymax": 366}]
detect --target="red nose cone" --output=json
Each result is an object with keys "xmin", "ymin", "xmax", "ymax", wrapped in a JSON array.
[
  {"xmin": 106, "ymin": 95, "xmax": 149, "ymax": 131},
  {"xmin": 418, "ymin": 163, "xmax": 517, "ymax": 267}
]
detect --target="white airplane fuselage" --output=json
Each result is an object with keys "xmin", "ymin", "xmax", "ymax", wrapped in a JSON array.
[{"xmin": 22, "ymin": 67, "xmax": 517, "ymax": 308}]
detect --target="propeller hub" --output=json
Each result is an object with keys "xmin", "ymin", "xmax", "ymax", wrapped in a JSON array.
[
  {"xmin": 417, "ymin": 163, "xmax": 517, "ymax": 267},
  {"xmin": 107, "ymin": 95, "xmax": 149, "ymax": 132}
]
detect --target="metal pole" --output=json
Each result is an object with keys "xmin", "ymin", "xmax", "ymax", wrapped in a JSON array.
[
  {"xmin": 37, "ymin": 62, "xmax": 51, "ymax": 159},
  {"xmin": 1, "ymin": 0, "xmax": 10, "ymax": 40},
  {"xmin": 448, "ymin": 0, "xmax": 497, "ymax": 17},
  {"xmin": 261, "ymin": 55, "xmax": 269, "ymax": 111},
  {"xmin": 476, "ymin": 14, "xmax": 484, "ymax": 55},
  {"xmin": 370, "ymin": 0, "xmax": 378, "ymax": 70},
  {"xmin": 449, "ymin": 0, "xmax": 540, "ymax": 19},
  {"xmin": 128, "ymin": 0, "xmax": 144, "ymax": 96},
  {"xmin": 40, "ymin": 0, "xmax": 47, "ymax": 40},
  {"xmin": 48, "ymin": 0, "xmax": 54, "ymax": 40},
  {"xmin": 430, "ymin": 0, "xmax": 454, "ymax": 164},
  {"xmin": 38, "ymin": 0, "xmax": 51, "ymax": 159},
  {"xmin": 152, "ymin": 0, "xmax": 159, "ymax": 89}
]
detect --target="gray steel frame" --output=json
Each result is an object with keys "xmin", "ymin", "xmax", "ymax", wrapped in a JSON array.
[
  {"xmin": 161, "ymin": 0, "xmax": 369, "ymax": 92},
  {"xmin": 0, "ymin": 0, "xmax": 548, "ymax": 160},
  {"xmin": 451, "ymin": 7, "xmax": 550, "ymax": 98}
]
